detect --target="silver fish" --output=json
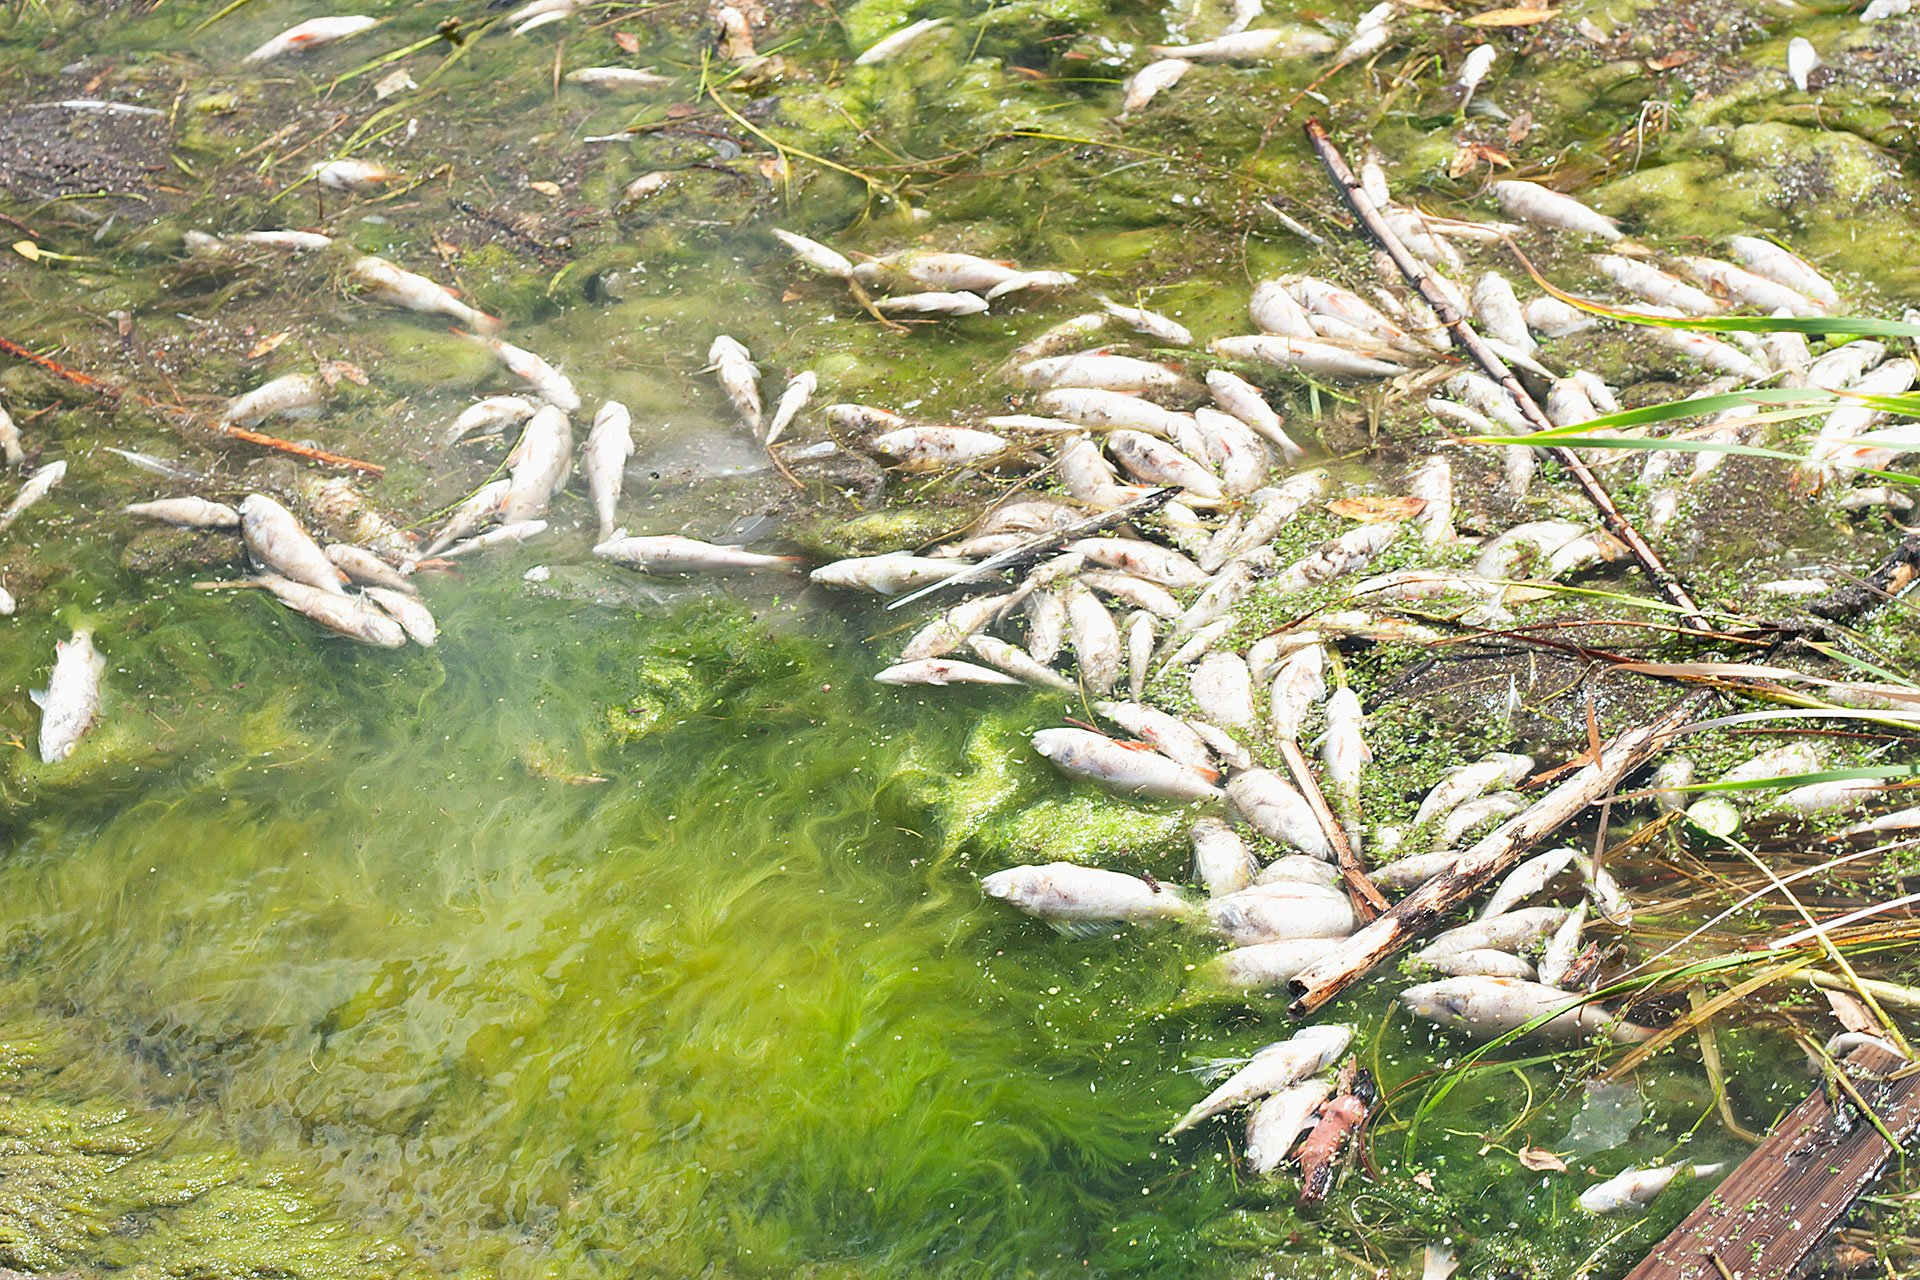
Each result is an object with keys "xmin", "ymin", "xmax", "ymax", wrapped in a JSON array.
[
  {"xmin": 592, "ymin": 533, "xmax": 800, "ymax": 574},
  {"xmin": 33, "ymin": 628, "xmax": 105, "ymax": 762},
  {"xmin": 1166, "ymin": 1024, "xmax": 1351, "ymax": 1135},
  {"xmin": 582, "ymin": 401, "xmax": 635, "ymax": 542},
  {"xmin": 1030, "ymin": 727, "xmax": 1222, "ymax": 801},
  {"xmin": 240, "ymin": 494, "xmax": 344, "ymax": 594},
  {"xmin": 253, "ymin": 573, "xmax": 404, "ymax": 647},
  {"xmin": 125, "ymin": 496, "xmax": 240, "ymax": 529}
]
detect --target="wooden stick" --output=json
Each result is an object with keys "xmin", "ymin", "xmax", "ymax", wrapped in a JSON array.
[
  {"xmin": 1809, "ymin": 530, "xmax": 1920, "ymax": 620},
  {"xmin": 1277, "ymin": 738, "xmax": 1388, "ymax": 920},
  {"xmin": 1302, "ymin": 119, "xmax": 1712, "ymax": 635},
  {"xmin": 1286, "ymin": 686, "xmax": 1712, "ymax": 1017},
  {"xmin": 1622, "ymin": 1041, "xmax": 1920, "ymax": 1280},
  {"xmin": 220, "ymin": 425, "xmax": 385, "ymax": 476}
]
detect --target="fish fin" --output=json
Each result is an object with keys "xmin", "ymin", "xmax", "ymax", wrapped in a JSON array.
[
  {"xmin": 1046, "ymin": 919, "xmax": 1115, "ymax": 941},
  {"xmin": 1186, "ymin": 1054, "xmax": 1252, "ymax": 1081},
  {"xmin": 28, "ymin": 688, "xmax": 45, "ymax": 708}
]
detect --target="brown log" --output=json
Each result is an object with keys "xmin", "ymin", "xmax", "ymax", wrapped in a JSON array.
[
  {"xmin": 1286, "ymin": 686, "xmax": 1713, "ymax": 1017},
  {"xmin": 1623, "ymin": 1041, "xmax": 1920, "ymax": 1280},
  {"xmin": 1276, "ymin": 737, "xmax": 1388, "ymax": 920},
  {"xmin": 1302, "ymin": 118, "xmax": 1711, "ymax": 635}
]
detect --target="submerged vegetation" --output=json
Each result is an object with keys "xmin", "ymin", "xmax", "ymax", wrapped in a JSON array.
[{"xmin": 0, "ymin": 0, "xmax": 1918, "ymax": 1273}]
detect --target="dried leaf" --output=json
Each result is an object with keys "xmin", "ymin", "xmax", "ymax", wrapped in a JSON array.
[
  {"xmin": 12, "ymin": 240, "xmax": 39, "ymax": 262},
  {"xmin": 1464, "ymin": 5, "xmax": 1558, "ymax": 24},
  {"xmin": 373, "ymin": 67, "xmax": 417, "ymax": 100},
  {"xmin": 614, "ymin": 30, "xmax": 640, "ymax": 52},
  {"xmin": 1327, "ymin": 495, "xmax": 1427, "ymax": 522},
  {"xmin": 1645, "ymin": 50, "xmax": 1697, "ymax": 70},
  {"xmin": 757, "ymin": 154, "xmax": 791, "ymax": 183},
  {"xmin": 1517, "ymin": 1146, "xmax": 1567, "ymax": 1172},
  {"xmin": 529, "ymin": 180, "xmax": 563, "ymax": 197},
  {"xmin": 1824, "ymin": 987, "xmax": 1880, "ymax": 1035},
  {"xmin": 318, "ymin": 359, "xmax": 369, "ymax": 387},
  {"xmin": 1449, "ymin": 142, "xmax": 1512, "ymax": 177},
  {"xmin": 1413, "ymin": 1170, "xmax": 1436, "ymax": 1190},
  {"xmin": 1507, "ymin": 110, "xmax": 1534, "ymax": 144},
  {"xmin": 247, "ymin": 331, "xmax": 290, "ymax": 359}
]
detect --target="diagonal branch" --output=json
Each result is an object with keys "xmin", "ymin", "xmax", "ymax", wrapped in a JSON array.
[{"xmin": 1302, "ymin": 118, "xmax": 1711, "ymax": 635}]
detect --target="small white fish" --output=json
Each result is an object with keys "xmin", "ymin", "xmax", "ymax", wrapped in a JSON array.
[
  {"xmin": 1190, "ymin": 817, "xmax": 1259, "ymax": 896},
  {"xmin": 235, "ymin": 229, "xmax": 334, "ymax": 252},
  {"xmin": 33, "ymin": 628, "xmax": 105, "ymax": 762},
  {"xmin": 440, "ymin": 520, "xmax": 548, "ymax": 558},
  {"xmin": 1206, "ymin": 880, "xmax": 1355, "ymax": 946},
  {"xmin": 1333, "ymin": 0, "xmax": 1396, "ymax": 64},
  {"xmin": 812, "ymin": 553, "xmax": 972, "ymax": 595},
  {"xmin": 239, "ymin": 494, "xmax": 345, "ymax": 594},
  {"xmin": 224, "ymin": 373, "xmax": 324, "ymax": 427},
  {"xmin": 1166, "ymin": 1024, "xmax": 1352, "ymax": 1134},
  {"xmin": 1191, "ymin": 652, "xmax": 1257, "ymax": 730},
  {"xmin": 309, "ymin": 158, "xmax": 398, "ymax": 192},
  {"xmin": 1457, "ymin": 43, "xmax": 1496, "ymax": 105},
  {"xmin": 1065, "ymin": 583, "xmax": 1123, "ymax": 695},
  {"xmin": 1106, "ymin": 430, "xmax": 1223, "ymax": 498},
  {"xmin": 0, "ymin": 401, "xmax": 20, "ymax": 465},
  {"xmin": 764, "ymin": 371, "xmax": 816, "ymax": 446},
  {"xmin": 981, "ymin": 862, "xmax": 1192, "ymax": 933},
  {"xmin": 1244, "ymin": 1078, "xmax": 1333, "ymax": 1176},
  {"xmin": 1035, "ymin": 388, "xmax": 1187, "ymax": 437},
  {"xmin": 876, "ymin": 658, "xmax": 1024, "ymax": 687},
  {"xmin": 1250, "ymin": 279, "xmax": 1318, "ymax": 339},
  {"xmin": 1093, "ymin": 701, "xmax": 1213, "ymax": 770},
  {"xmin": 1492, "ymin": 180, "xmax": 1621, "ymax": 241},
  {"xmin": 1594, "ymin": 255, "xmax": 1723, "ymax": 315},
  {"xmin": 1126, "ymin": 611, "xmax": 1154, "ymax": 699},
  {"xmin": 1578, "ymin": 1163, "xmax": 1724, "ymax": 1215},
  {"xmin": 1414, "ymin": 751, "xmax": 1533, "ymax": 829},
  {"xmin": 1030, "ymin": 727, "xmax": 1222, "ymax": 801},
  {"xmin": 1120, "ymin": 57, "xmax": 1191, "ymax": 115},
  {"xmin": 0, "ymin": 459, "xmax": 64, "ymax": 534},
  {"xmin": 853, "ymin": 16, "xmax": 948, "ymax": 65},
  {"xmin": 1475, "ymin": 520, "xmax": 1588, "ymax": 580},
  {"xmin": 1205, "ymin": 370, "xmax": 1303, "ymax": 458},
  {"xmin": 350, "ymin": 255, "xmax": 502, "ymax": 334},
  {"xmin": 1407, "ymin": 456, "xmax": 1454, "ymax": 545},
  {"xmin": 1269, "ymin": 522, "xmax": 1401, "ymax": 593},
  {"xmin": 1480, "ymin": 847, "xmax": 1578, "ymax": 919},
  {"xmin": 244, "ymin": 15, "xmax": 377, "ymax": 62},
  {"xmin": 871, "ymin": 426, "xmax": 1012, "ymax": 472},
  {"xmin": 1424, "ymin": 949, "xmax": 1534, "ymax": 980},
  {"xmin": 444, "ymin": 395, "xmax": 537, "ymax": 448},
  {"xmin": 465, "ymin": 333, "xmax": 581, "ymax": 412},
  {"xmin": 1401, "ymin": 976, "xmax": 1654, "ymax": 1042},
  {"xmin": 1227, "ymin": 769, "xmax": 1330, "ymax": 858},
  {"xmin": 902, "ymin": 593, "xmax": 1016, "ymax": 661},
  {"xmin": 325, "ymin": 544, "xmax": 415, "ymax": 594},
  {"xmin": 1678, "ymin": 256, "xmax": 1825, "ymax": 316},
  {"xmin": 1787, "ymin": 36, "xmax": 1820, "ymax": 91},
  {"xmin": 875, "ymin": 291, "xmax": 990, "ymax": 316},
  {"xmin": 591, "ymin": 533, "xmax": 801, "ymax": 574},
  {"xmin": 0, "ymin": 584, "xmax": 12, "ymax": 615},
  {"xmin": 965, "ymin": 636, "xmax": 1075, "ymax": 691},
  {"xmin": 1210, "ymin": 334, "xmax": 1409, "ymax": 378},
  {"xmin": 771, "ymin": 228, "xmax": 853, "ymax": 279},
  {"xmin": 1523, "ymin": 295, "xmax": 1596, "ymax": 338},
  {"xmin": 1148, "ymin": 26, "xmax": 1337, "ymax": 62},
  {"xmin": 825, "ymin": 402, "xmax": 909, "ymax": 432},
  {"xmin": 1006, "ymin": 313, "xmax": 1113, "ymax": 363},
  {"xmin": 708, "ymin": 335, "xmax": 762, "ymax": 433},
  {"xmin": 565, "ymin": 65, "xmax": 675, "ymax": 90},
  {"xmin": 1470, "ymin": 272, "xmax": 1534, "ymax": 353},
  {"xmin": 582, "ymin": 401, "xmax": 635, "ymax": 542},
  {"xmin": 1536, "ymin": 900, "xmax": 1587, "ymax": 990},
  {"xmin": 1267, "ymin": 643, "xmax": 1327, "ymax": 742},
  {"xmin": 502, "ymin": 406, "xmax": 573, "ymax": 523},
  {"xmin": 364, "ymin": 586, "xmax": 437, "ymax": 646},
  {"xmin": 1320, "ymin": 687, "xmax": 1370, "ymax": 814},
  {"xmin": 125, "ymin": 497, "xmax": 240, "ymax": 528},
  {"xmin": 1199, "ymin": 937, "xmax": 1342, "ymax": 992},
  {"xmin": 254, "ymin": 574, "xmax": 404, "ymax": 646},
  {"xmin": 1098, "ymin": 296, "xmax": 1192, "ymax": 346},
  {"xmin": 1728, "ymin": 235, "xmax": 1840, "ymax": 305},
  {"xmin": 1018, "ymin": 353, "xmax": 1184, "ymax": 393},
  {"xmin": 423, "ymin": 479, "xmax": 511, "ymax": 556}
]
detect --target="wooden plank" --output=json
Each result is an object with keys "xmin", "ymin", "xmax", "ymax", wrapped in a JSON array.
[{"xmin": 1624, "ymin": 1044, "xmax": 1920, "ymax": 1279}]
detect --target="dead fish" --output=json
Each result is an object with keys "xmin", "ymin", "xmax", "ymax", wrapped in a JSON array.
[
  {"xmin": 1267, "ymin": 643, "xmax": 1327, "ymax": 742},
  {"xmin": 1434, "ymin": 791, "xmax": 1527, "ymax": 849},
  {"xmin": 1191, "ymin": 817, "xmax": 1259, "ymax": 895},
  {"xmin": 981, "ymin": 862, "xmax": 1193, "ymax": 934},
  {"xmin": 1297, "ymin": 1064, "xmax": 1375, "ymax": 1203},
  {"xmin": 1536, "ymin": 901, "xmax": 1587, "ymax": 990},
  {"xmin": 854, "ymin": 16, "xmax": 949, "ymax": 64},
  {"xmin": 308, "ymin": 158, "xmax": 398, "ymax": 192},
  {"xmin": 875, "ymin": 657, "xmax": 1024, "ymax": 687},
  {"xmin": 0, "ymin": 584, "xmax": 11, "ymax": 615},
  {"xmin": 33, "ymin": 628, "xmax": 105, "ymax": 762},
  {"xmin": 1069, "ymin": 537, "xmax": 1207, "ymax": 588},
  {"xmin": 349, "ymin": 255, "xmax": 502, "ymax": 334},
  {"xmin": 876, "ymin": 291, "xmax": 991, "ymax": 317},
  {"xmin": 566, "ymin": 65, "xmax": 676, "ymax": 89},
  {"xmin": 592, "ymin": 532, "xmax": 801, "ymax": 574},
  {"xmin": 254, "ymin": 573, "xmax": 404, "ymax": 647},
  {"xmin": 1678, "ymin": 256, "xmax": 1825, "ymax": 316},
  {"xmin": 902, "ymin": 593, "xmax": 1016, "ymax": 661},
  {"xmin": 1419, "ymin": 907, "xmax": 1568, "ymax": 966},
  {"xmin": 1457, "ymin": 43, "xmax": 1496, "ymax": 106},
  {"xmin": 1080, "ymin": 571, "xmax": 1180, "ymax": 618},
  {"xmin": 1126, "ymin": 612, "xmax": 1155, "ymax": 699},
  {"xmin": 1211, "ymin": 334, "xmax": 1409, "ymax": 379},
  {"xmin": 364, "ymin": 585, "xmax": 436, "ymax": 646},
  {"xmin": 1244, "ymin": 1077, "xmax": 1332, "ymax": 1177},
  {"xmin": 1492, "ymin": 180, "xmax": 1621, "ymax": 241},
  {"xmin": 1030, "ymin": 727, "xmax": 1222, "ymax": 801},
  {"xmin": 1166, "ymin": 1024, "xmax": 1352, "ymax": 1135},
  {"xmin": 1594, "ymin": 255, "xmax": 1722, "ymax": 315},
  {"xmin": 583, "ymin": 401, "xmax": 635, "ymax": 542},
  {"xmin": 1474, "ymin": 520, "xmax": 1588, "ymax": 580},
  {"xmin": 1187, "ymin": 652, "xmax": 1254, "ymax": 731},
  {"xmin": 1401, "ymin": 976, "xmax": 1654, "ymax": 1042},
  {"xmin": 1098, "ymin": 296, "xmax": 1193, "ymax": 346},
  {"xmin": 1120, "ymin": 57, "xmax": 1191, "ymax": 115},
  {"xmin": 706, "ymin": 335, "xmax": 763, "ymax": 433},
  {"xmin": 245, "ymin": 15, "xmax": 377, "ymax": 62},
  {"xmin": 1206, "ymin": 880, "xmax": 1356, "ymax": 946},
  {"xmin": 444, "ymin": 395, "xmax": 537, "ymax": 447},
  {"xmin": 1065, "ymin": 583, "xmax": 1124, "ymax": 695},
  {"xmin": 1728, "ymin": 235, "xmax": 1839, "ymax": 306},
  {"xmin": 503, "ymin": 406, "xmax": 573, "ymax": 523},
  {"xmin": 1018, "ymin": 352, "xmax": 1184, "ymax": 393},
  {"xmin": 812, "ymin": 553, "xmax": 972, "ymax": 595},
  {"xmin": 1199, "ymin": 937, "xmax": 1343, "ymax": 992},
  {"xmin": 1321, "ymin": 687, "xmax": 1369, "ymax": 812},
  {"xmin": 1206, "ymin": 370, "xmax": 1303, "ymax": 459},
  {"xmin": 1787, "ymin": 35, "xmax": 1820, "ymax": 91},
  {"xmin": 1217, "ymin": 470, "xmax": 1330, "ymax": 565},
  {"xmin": 1093, "ymin": 700, "xmax": 1213, "ymax": 770},
  {"xmin": 854, "ymin": 250, "xmax": 1019, "ymax": 294},
  {"xmin": 1106, "ymin": 431, "xmax": 1222, "ymax": 498},
  {"xmin": 1523, "ymin": 295, "xmax": 1596, "ymax": 338},
  {"xmin": 1227, "ymin": 769, "xmax": 1331, "ymax": 858},
  {"xmin": 1147, "ymin": 25, "xmax": 1337, "ymax": 62},
  {"xmin": 1250, "ymin": 279, "xmax": 1318, "ymax": 339},
  {"xmin": 1270, "ymin": 522, "xmax": 1400, "ymax": 593},
  {"xmin": 1471, "ymin": 272, "xmax": 1535, "ymax": 353},
  {"xmin": 0, "ymin": 401, "xmax": 20, "ymax": 466},
  {"xmin": 1414, "ymin": 751, "xmax": 1534, "ymax": 829},
  {"xmin": 424, "ymin": 479, "xmax": 511, "ymax": 556},
  {"xmin": 965, "ymin": 636, "xmax": 1074, "ymax": 690},
  {"xmin": 240, "ymin": 494, "xmax": 344, "ymax": 594},
  {"xmin": 224, "ymin": 373, "xmax": 324, "ymax": 427},
  {"xmin": 325, "ymin": 543, "xmax": 415, "ymax": 593},
  {"xmin": 1578, "ymin": 1163, "xmax": 1724, "ymax": 1215},
  {"xmin": 1480, "ymin": 847, "xmax": 1578, "ymax": 919},
  {"xmin": 825, "ymin": 402, "xmax": 909, "ymax": 432},
  {"xmin": 1424, "ymin": 948, "xmax": 1534, "ymax": 980},
  {"xmin": 872, "ymin": 426, "xmax": 1012, "ymax": 472},
  {"xmin": 465, "ymin": 333, "xmax": 581, "ymax": 412},
  {"xmin": 1036, "ymin": 388, "xmax": 1189, "ymax": 437},
  {"xmin": 1332, "ymin": 0, "xmax": 1395, "ymax": 64},
  {"xmin": 120, "ymin": 496, "xmax": 238, "ymax": 529},
  {"xmin": 440, "ymin": 520, "xmax": 548, "ymax": 558}
]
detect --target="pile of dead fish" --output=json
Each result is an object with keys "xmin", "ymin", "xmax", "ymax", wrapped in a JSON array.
[{"xmin": 785, "ymin": 168, "xmax": 1919, "ymax": 1202}]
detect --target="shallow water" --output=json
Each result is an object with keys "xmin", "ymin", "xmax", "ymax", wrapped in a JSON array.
[{"xmin": 2, "ymin": 0, "xmax": 1918, "ymax": 1274}]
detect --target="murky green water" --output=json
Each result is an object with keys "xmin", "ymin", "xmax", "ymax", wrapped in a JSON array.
[{"xmin": 3, "ymin": 0, "xmax": 1918, "ymax": 1273}]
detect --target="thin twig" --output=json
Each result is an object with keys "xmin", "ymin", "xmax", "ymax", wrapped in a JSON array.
[
  {"xmin": 1303, "ymin": 118, "xmax": 1711, "ymax": 634},
  {"xmin": 1277, "ymin": 738, "xmax": 1388, "ymax": 919}
]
